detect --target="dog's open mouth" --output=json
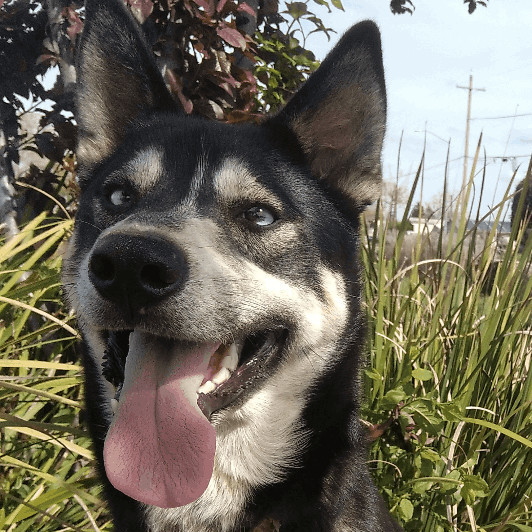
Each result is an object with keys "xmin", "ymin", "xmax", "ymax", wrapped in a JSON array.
[
  {"xmin": 102, "ymin": 328, "xmax": 288, "ymax": 420},
  {"xmin": 99, "ymin": 327, "xmax": 287, "ymax": 509}
]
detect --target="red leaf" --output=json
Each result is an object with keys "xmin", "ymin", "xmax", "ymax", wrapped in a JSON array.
[
  {"xmin": 193, "ymin": 41, "xmax": 210, "ymax": 59},
  {"xmin": 165, "ymin": 69, "xmax": 194, "ymax": 114},
  {"xmin": 223, "ymin": 73, "xmax": 240, "ymax": 89},
  {"xmin": 237, "ymin": 2, "xmax": 256, "ymax": 16},
  {"xmin": 193, "ymin": 0, "xmax": 215, "ymax": 16},
  {"xmin": 216, "ymin": 26, "xmax": 247, "ymax": 50}
]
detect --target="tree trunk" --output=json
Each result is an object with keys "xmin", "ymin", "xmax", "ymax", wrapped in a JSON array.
[{"xmin": 0, "ymin": 105, "xmax": 18, "ymax": 239}]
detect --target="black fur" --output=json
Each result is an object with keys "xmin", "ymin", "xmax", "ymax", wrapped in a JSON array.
[{"xmin": 64, "ymin": 0, "xmax": 404, "ymax": 530}]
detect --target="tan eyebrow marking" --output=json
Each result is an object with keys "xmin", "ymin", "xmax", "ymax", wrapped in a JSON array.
[{"xmin": 213, "ymin": 157, "xmax": 283, "ymax": 209}]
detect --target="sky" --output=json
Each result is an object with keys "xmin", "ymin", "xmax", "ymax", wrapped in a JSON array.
[{"xmin": 308, "ymin": 0, "xmax": 532, "ymax": 219}]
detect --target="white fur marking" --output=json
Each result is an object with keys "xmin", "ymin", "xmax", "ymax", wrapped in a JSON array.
[
  {"xmin": 183, "ymin": 152, "xmax": 207, "ymax": 206},
  {"xmin": 124, "ymin": 147, "xmax": 164, "ymax": 194}
]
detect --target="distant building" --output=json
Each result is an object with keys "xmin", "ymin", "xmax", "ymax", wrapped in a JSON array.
[
  {"xmin": 407, "ymin": 216, "xmax": 512, "ymax": 237},
  {"xmin": 408, "ymin": 217, "xmax": 442, "ymax": 234}
]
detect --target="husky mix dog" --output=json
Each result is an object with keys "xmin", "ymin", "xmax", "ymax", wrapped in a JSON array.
[{"xmin": 62, "ymin": 0, "xmax": 403, "ymax": 530}]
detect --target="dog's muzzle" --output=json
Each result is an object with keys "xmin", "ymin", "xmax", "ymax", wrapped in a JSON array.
[{"xmin": 88, "ymin": 232, "xmax": 290, "ymax": 509}]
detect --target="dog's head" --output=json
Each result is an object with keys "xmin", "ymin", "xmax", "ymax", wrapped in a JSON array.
[{"xmin": 63, "ymin": 0, "xmax": 385, "ymax": 515}]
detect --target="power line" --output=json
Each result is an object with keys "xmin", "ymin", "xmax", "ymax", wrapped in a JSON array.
[
  {"xmin": 393, "ymin": 154, "xmax": 531, "ymax": 180},
  {"xmin": 491, "ymin": 155, "xmax": 531, "ymax": 159},
  {"xmin": 471, "ymin": 112, "xmax": 532, "ymax": 121},
  {"xmin": 393, "ymin": 156, "xmax": 466, "ymax": 179}
]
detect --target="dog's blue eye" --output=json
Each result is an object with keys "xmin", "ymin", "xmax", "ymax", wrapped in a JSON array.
[
  {"xmin": 109, "ymin": 188, "xmax": 131, "ymax": 207},
  {"xmin": 243, "ymin": 206, "xmax": 276, "ymax": 227}
]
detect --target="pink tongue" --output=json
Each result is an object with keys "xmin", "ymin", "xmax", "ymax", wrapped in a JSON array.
[{"xmin": 103, "ymin": 332, "xmax": 217, "ymax": 508}]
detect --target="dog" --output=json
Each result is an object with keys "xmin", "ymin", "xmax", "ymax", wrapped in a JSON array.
[{"xmin": 62, "ymin": 0, "xmax": 403, "ymax": 530}]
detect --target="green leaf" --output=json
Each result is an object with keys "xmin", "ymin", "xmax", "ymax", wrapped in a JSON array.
[
  {"xmin": 364, "ymin": 368, "xmax": 382, "ymax": 381},
  {"xmin": 460, "ymin": 475, "xmax": 489, "ymax": 506},
  {"xmin": 420, "ymin": 449, "xmax": 441, "ymax": 463},
  {"xmin": 440, "ymin": 402, "xmax": 463, "ymax": 422},
  {"xmin": 460, "ymin": 457, "xmax": 479, "ymax": 470},
  {"xmin": 439, "ymin": 482, "xmax": 460, "ymax": 495},
  {"xmin": 412, "ymin": 368, "xmax": 433, "ymax": 381},
  {"xmin": 398, "ymin": 497, "xmax": 414, "ymax": 520},
  {"xmin": 286, "ymin": 2, "xmax": 307, "ymax": 19},
  {"xmin": 381, "ymin": 386, "xmax": 407, "ymax": 408},
  {"xmin": 462, "ymin": 474, "xmax": 489, "ymax": 493},
  {"xmin": 412, "ymin": 480, "xmax": 433, "ymax": 494},
  {"xmin": 331, "ymin": 0, "xmax": 344, "ymax": 10},
  {"xmin": 12, "ymin": 485, "xmax": 73, "ymax": 522},
  {"xmin": 462, "ymin": 416, "xmax": 532, "ymax": 449},
  {"xmin": 461, "ymin": 485, "xmax": 476, "ymax": 505},
  {"xmin": 407, "ymin": 399, "xmax": 444, "ymax": 435}
]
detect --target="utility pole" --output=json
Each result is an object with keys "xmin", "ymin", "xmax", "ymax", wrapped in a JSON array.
[{"xmin": 456, "ymin": 75, "xmax": 485, "ymax": 194}]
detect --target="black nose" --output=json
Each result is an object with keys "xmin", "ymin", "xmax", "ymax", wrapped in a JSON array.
[{"xmin": 88, "ymin": 233, "xmax": 187, "ymax": 309}]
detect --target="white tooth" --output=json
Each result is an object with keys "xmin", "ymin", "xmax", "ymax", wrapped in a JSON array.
[
  {"xmin": 212, "ymin": 367, "xmax": 231, "ymax": 384},
  {"xmin": 197, "ymin": 380, "xmax": 216, "ymax": 394},
  {"xmin": 111, "ymin": 398, "xmax": 119, "ymax": 415},
  {"xmin": 222, "ymin": 343, "xmax": 239, "ymax": 371}
]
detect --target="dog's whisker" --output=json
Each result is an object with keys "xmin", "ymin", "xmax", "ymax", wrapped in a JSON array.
[{"xmin": 75, "ymin": 218, "xmax": 104, "ymax": 232}]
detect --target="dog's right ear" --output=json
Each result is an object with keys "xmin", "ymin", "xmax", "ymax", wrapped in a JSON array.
[{"xmin": 76, "ymin": 0, "xmax": 177, "ymax": 171}]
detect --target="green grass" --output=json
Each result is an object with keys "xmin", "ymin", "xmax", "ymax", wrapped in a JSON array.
[
  {"xmin": 0, "ymin": 214, "xmax": 112, "ymax": 531},
  {"xmin": 362, "ymin": 151, "xmax": 532, "ymax": 530},
  {"xmin": 1, "ymin": 151, "xmax": 530, "ymax": 530}
]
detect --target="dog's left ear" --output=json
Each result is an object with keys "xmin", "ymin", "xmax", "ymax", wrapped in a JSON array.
[{"xmin": 272, "ymin": 21, "xmax": 386, "ymax": 208}]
